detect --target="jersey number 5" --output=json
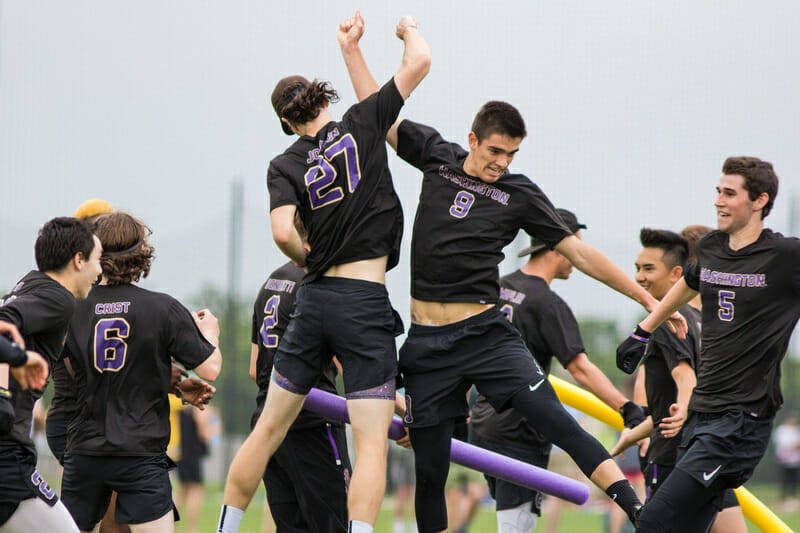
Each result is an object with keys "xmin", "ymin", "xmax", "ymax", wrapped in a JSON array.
[
  {"xmin": 94, "ymin": 318, "xmax": 130, "ymax": 372},
  {"xmin": 718, "ymin": 290, "xmax": 735, "ymax": 321},
  {"xmin": 260, "ymin": 295, "xmax": 280, "ymax": 348},
  {"xmin": 305, "ymin": 134, "xmax": 362, "ymax": 210}
]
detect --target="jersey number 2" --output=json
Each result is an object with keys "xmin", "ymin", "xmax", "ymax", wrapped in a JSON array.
[
  {"xmin": 305, "ymin": 134, "xmax": 361, "ymax": 210},
  {"xmin": 94, "ymin": 318, "xmax": 130, "ymax": 372},
  {"xmin": 260, "ymin": 295, "xmax": 280, "ymax": 348}
]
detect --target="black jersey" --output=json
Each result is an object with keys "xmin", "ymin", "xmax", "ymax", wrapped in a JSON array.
[
  {"xmin": 396, "ymin": 121, "xmax": 571, "ymax": 304},
  {"xmin": 0, "ymin": 271, "xmax": 75, "ymax": 455},
  {"xmin": 267, "ymin": 79, "xmax": 405, "ymax": 282},
  {"xmin": 643, "ymin": 304, "xmax": 701, "ymax": 465},
  {"xmin": 684, "ymin": 229, "xmax": 800, "ymax": 417},
  {"xmin": 46, "ymin": 359, "xmax": 79, "ymax": 431},
  {"xmin": 65, "ymin": 284, "xmax": 215, "ymax": 456},
  {"xmin": 469, "ymin": 271, "xmax": 585, "ymax": 446},
  {"xmin": 251, "ymin": 262, "xmax": 338, "ymax": 429}
]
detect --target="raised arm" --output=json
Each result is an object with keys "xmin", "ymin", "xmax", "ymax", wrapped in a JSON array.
[{"xmin": 338, "ymin": 12, "xmax": 430, "ymax": 151}]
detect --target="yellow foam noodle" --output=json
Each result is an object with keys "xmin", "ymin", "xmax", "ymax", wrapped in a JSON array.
[{"xmin": 547, "ymin": 374, "xmax": 793, "ymax": 533}]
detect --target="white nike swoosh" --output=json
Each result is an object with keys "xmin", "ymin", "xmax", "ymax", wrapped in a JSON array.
[
  {"xmin": 611, "ymin": 493, "xmax": 618, "ymax": 501},
  {"xmin": 703, "ymin": 465, "xmax": 722, "ymax": 481},
  {"xmin": 529, "ymin": 379, "xmax": 545, "ymax": 392}
]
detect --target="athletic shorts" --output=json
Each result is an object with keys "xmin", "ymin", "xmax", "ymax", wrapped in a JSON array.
[
  {"xmin": 45, "ymin": 416, "xmax": 68, "ymax": 465},
  {"xmin": 0, "ymin": 448, "xmax": 59, "ymax": 526},
  {"xmin": 399, "ymin": 307, "xmax": 543, "ymax": 428},
  {"xmin": 470, "ymin": 431, "xmax": 548, "ymax": 513},
  {"xmin": 644, "ymin": 461, "xmax": 740, "ymax": 511},
  {"xmin": 262, "ymin": 423, "xmax": 351, "ymax": 532},
  {"xmin": 676, "ymin": 410, "xmax": 773, "ymax": 489},
  {"xmin": 176, "ymin": 455, "xmax": 202, "ymax": 484},
  {"xmin": 273, "ymin": 277, "xmax": 402, "ymax": 396},
  {"xmin": 61, "ymin": 454, "xmax": 176, "ymax": 530}
]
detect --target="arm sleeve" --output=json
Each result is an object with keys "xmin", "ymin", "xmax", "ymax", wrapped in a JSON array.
[
  {"xmin": 396, "ymin": 120, "xmax": 459, "ymax": 170},
  {"xmin": 166, "ymin": 299, "xmax": 216, "ymax": 371},
  {"xmin": 649, "ymin": 324, "xmax": 694, "ymax": 371},
  {"xmin": 683, "ymin": 262, "xmax": 701, "ymax": 291},
  {"xmin": 267, "ymin": 161, "xmax": 301, "ymax": 212},
  {"xmin": 519, "ymin": 183, "xmax": 573, "ymax": 249},
  {"xmin": 342, "ymin": 78, "xmax": 404, "ymax": 137},
  {"xmin": 537, "ymin": 298, "xmax": 586, "ymax": 368}
]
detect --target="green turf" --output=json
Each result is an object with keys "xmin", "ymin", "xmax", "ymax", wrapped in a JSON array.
[{"xmin": 179, "ymin": 483, "xmax": 800, "ymax": 532}]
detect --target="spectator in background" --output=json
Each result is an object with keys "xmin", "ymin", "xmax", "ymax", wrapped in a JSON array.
[{"xmin": 774, "ymin": 412, "xmax": 800, "ymax": 511}]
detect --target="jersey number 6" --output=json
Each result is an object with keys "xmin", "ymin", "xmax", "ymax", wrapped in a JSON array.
[{"xmin": 93, "ymin": 318, "xmax": 130, "ymax": 372}]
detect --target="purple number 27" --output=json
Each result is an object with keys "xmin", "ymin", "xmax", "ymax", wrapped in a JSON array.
[{"xmin": 305, "ymin": 134, "xmax": 361, "ymax": 210}]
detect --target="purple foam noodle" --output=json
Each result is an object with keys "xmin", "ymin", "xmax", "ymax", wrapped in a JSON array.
[{"xmin": 303, "ymin": 388, "xmax": 589, "ymax": 504}]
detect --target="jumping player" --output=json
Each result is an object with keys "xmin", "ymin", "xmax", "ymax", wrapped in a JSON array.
[
  {"xmin": 340, "ymin": 45, "xmax": 692, "ymax": 529},
  {"xmin": 60, "ymin": 211, "xmax": 222, "ymax": 533},
  {"xmin": 248, "ymin": 261, "xmax": 351, "ymax": 532},
  {"xmin": 0, "ymin": 217, "xmax": 102, "ymax": 533},
  {"xmin": 616, "ymin": 156, "xmax": 799, "ymax": 531},
  {"xmin": 469, "ymin": 208, "xmax": 646, "ymax": 533},
  {"xmin": 613, "ymin": 226, "xmax": 746, "ymax": 533},
  {"xmin": 217, "ymin": 13, "xmax": 430, "ymax": 533}
]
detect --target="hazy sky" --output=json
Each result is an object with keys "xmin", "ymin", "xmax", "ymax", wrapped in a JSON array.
[{"xmin": 2, "ymin": 1, "xmax": 799, "ymax": 343}]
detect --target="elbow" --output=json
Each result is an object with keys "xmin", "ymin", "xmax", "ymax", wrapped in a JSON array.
[
  {"xmin": 412, "ymin": 52, "xmax": 431, "ymax": 78},
  {"xmin": 272, "ymin": 226, "xmax": 292, "ymax": 247},
  {"xmin": 196, "ymin": 352, "xmax": 222, "ymax": 382}
]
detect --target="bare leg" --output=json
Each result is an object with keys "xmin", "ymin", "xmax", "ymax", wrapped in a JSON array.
[
  {"xmin": 346, "ymin": 398, "xmax": 394, "ymax": 525},
  {"xmin": 710, "ymin": 506, "xmax": 746, "ymax": 533},
  {"xmin": 128, "ymin": 510, "xmax": 173, "ymax": 533},
  {"xmin": 222, "ymin": 385, "xmax": 305, "ymax": 510},
  {"xmin": 98, "ymin": 492, "xmax": 131, "ymax": 533}
]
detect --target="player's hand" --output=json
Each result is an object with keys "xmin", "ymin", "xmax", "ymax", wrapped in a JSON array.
[
  {"xmin": 169, "ymin": 363, "xmax": 189, "ymax": 396},
  {"xmin": 0, "ymin": 320, "xmax": 25, "ymax": 348},
  {"xmin": 395, "ymin": 428, "xmax": 413, "ymax": 450},
  {"xmin": 10, "ymin": 351, "xmax": 49, "ymax": 391},
  {"xmin": 179, "ymin": 377, "xmax": 216, "ymax": 409},
  {"xmin": 610, "ymin": 427, "xmax": 637, "ymax": 458},
  {"xmin": 396, "ymin": 16, "xmax": 418, "ymax": 40},
  {"xmin": 665, "ymin": 311, "xmax": 688, "ymax": 339},
  {"xmin": 620, "ymin": 401, "xmax": 648, "ymax": 429},
  {"xmin": 637, "ymin": 436, "xmax": 650, "ymax": 458},
  {"xmin": 193, "ymin": 309, "xmax": 220, "ymax": 345},
  {"xmin": 616, "ymin": 325, "xmax": 650, "ymax": 374},
  {"xmin": 338, "ymin": 10, "xmax": 365, "ymax": 47},
  {"xmin": 659, "ymin": 403, "xmax": 686, "ymax": 438}
]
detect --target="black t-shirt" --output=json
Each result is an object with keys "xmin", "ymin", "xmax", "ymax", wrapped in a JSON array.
[
  {"xmin": 267, "ymin": 79, "xmax": 405, "ymax": 282},
  {"xmin": 65, "ymin": 284, "xmax": 215, "ymax": 455},
  {"xmin": 46, "ymin": 358, "xmax": 79, "ymax": 431},
  {"xmin": 0, "ymin": 271, "xmax": 75, "ymax": 456},
  {"xmin": 643, "ymin": 304, "xmax": 701, "ymax": 465},
  {"xmin": 396, "ymin": 121, "xmax": 571, "ymax": 304},
  {"xmin": 469, "ymin": 271, "xmax": 585, "ymax": 447},
  {"xmin": 683, "ymin": 229, "xmax": 800, "ymax": 417},
  {"xmin": 251, "ymin": 262, "xmax": 339, "ymax": 430}
]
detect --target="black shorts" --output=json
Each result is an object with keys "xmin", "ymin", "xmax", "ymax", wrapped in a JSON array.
[
  {"xmin": 399, "ymin": 307, "xmax": 543, "ymax": 428},
  {"xmin": 676, "ymin": 410, "xmax": 773, "ymax": 489},
  {"xmin": 0, "ymin": 448, "xmax": 59, "ymax": 526},
  {"xmin": 61, "ymin": 454, "xmax": 175, "ymax": 530},
  {"xmin": 45, "ymin": 416, "xmax": 68, "ymax": 465},
  {"xmin": 469, "ymin": 431, "xmax": 548, "ymax": 513},
  {"xmin": 262, "ymin": 423, "xmax": 351, "ymax": 532},
  {"xmin": 176, "ymin": 456, "xmax": 202, "ymax": 484},
  {"xmin": 273, "ymin": 277, "xmax": 401, "ymax": 396}
]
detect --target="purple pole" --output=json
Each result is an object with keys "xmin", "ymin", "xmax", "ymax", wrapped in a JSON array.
[{"xmin": 303, "ymin": 388, "xmax": 589, "ymax": 505}]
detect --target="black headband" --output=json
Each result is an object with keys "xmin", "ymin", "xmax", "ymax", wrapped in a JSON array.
[{"xmin": 104, "ymin": 240, "xmax": 142, "ymax": 256}]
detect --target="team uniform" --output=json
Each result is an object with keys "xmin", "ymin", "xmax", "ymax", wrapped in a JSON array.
[
  {"xmin": 0, "ymin": 272, "xmax": 79, "ymax": 533},
  {"xmin": 44, "ymin": 360, "xmax": 79, "ymax": 464},
  {"xmin": 469, "ymin": 271, "xmax": 586, "ymax": 517},
  {"xmin": 250, "ymin": 262, "xmax": 351, "ymax": 532},
  {"xmin": 266, "ymin": 78, "xmax": 405, "ymax": 399},
  {"xmin": 60, "ymin": 284, "xmax": 215, "ymax": 531},
  {"xmin": 636, "ymin": 229, "xmax": 800, "ymax": 532},
  {"xmin": 395, "ymin": 120, "xmax": 616, "ymax": 531}
]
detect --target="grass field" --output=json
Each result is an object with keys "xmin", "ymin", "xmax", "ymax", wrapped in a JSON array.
[{"xmin": 179, "ymin": 483, "xmax": 800, "ymax": 532}]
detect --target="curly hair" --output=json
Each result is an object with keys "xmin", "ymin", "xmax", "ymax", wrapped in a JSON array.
[
  {"xmin": 280, "ymin": 79, "xmax": 339, "ymax": 129},
  {"xmin": 93, "ymin": 212, "xmax": 155, "ymax": 286}
]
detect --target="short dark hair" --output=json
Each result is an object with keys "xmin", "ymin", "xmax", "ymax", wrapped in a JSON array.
[
  {"xmin": 722, "ymin": 156, "xmax": 779, "ymax": 219},
  {"xmin": 94, "ymin": 212, "xmax": 155, "ymax": 286},
  {"xmin": 639, "ymin": 228, "xmax": 689, "ymax": 269},
  {"xmin": 35, "ymin": 217, "xmax": 96, "ymax": 273},
  {"xmin": 279, "ymin": 79, "xmax": 339, "ymax": 131},
  {"xmin": 471, "ymin": 101, "xmax": 527, "ymax": 142},
  {"xmin": 680, "ymin": 224, "xmax": 713, "ymax": 263}
]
